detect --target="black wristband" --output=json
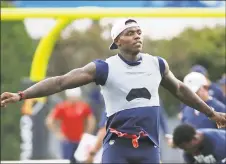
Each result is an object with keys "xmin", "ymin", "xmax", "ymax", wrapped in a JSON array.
[{"xmin": 18, "ymin": 91, "xmax": 25, "ymax": 101}]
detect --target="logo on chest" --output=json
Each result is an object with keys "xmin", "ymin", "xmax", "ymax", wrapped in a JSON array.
[
  {"xmin": 125, "ymin": 71, "xmax": 151, "ymax": 75},
  {"xmin": 126, "ymin": 87, "xmax": 151, "ymax": 102},
  {"xmin": 194, "ymin": 154, "xmax": 216, "ymax": 163}
]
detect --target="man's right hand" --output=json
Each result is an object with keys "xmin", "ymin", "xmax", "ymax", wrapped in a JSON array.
[
  {"xmin": 85, "ymin": 154, "xmax": 94, "ymax": 163},
  {"xmin": 1, "ymin": 92, "xmax": 20, "ymax": 108},
  {"xmin": 85, "ymin": 151, "xmax": 96, "ymax": 163},
  {"xmin": 56, "ymin": 131, "xmax": 66, "ymax": 141}
]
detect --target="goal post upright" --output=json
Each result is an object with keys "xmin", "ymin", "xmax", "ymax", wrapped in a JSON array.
[{"xmin": 29, "ymin": 19, "xmax": 71, "ymax": 82}]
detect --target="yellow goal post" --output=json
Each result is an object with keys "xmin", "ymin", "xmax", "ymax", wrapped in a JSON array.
[{"xmin": 1, "ymin": 7, "xmax": 225, "ymax": 83}]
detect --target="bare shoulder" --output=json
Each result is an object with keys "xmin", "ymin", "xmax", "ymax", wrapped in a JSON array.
[
  {"xmin": 160, "ymin": 58, "xmax": 180, "ymax": 91},
  {"xmin": 161, "ymin": 58, "xmax": 175, "ymax": 80},
  {"xmin": 161, "ymin": 57, "xmax": 169, "ymax": 75},
  {"xmin": 83, "ymin": 62, "xmax": 97, "ymax": 75},
  {"xmin": 151, "ymin": 55, "xmax": 169, "ymax": 75},
  {"xmin": 61, "ymin": 62, "xmax": 97, "ymax": 86}
]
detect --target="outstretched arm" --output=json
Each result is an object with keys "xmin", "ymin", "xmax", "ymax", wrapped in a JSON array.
[
  {"xmin": 160, "ymin": 58, "xmax": 226, "ymax": 127},
  {"xmin": 160, "ymin": 59, "xmax": 214, "ymax": 117},
  {"xmin": 22, "ymin": 62, "xmax": 96, "ymax": 99},
  {"xmin": 1, "ymin": 62, "xmax": 96, "ymax": 106}
]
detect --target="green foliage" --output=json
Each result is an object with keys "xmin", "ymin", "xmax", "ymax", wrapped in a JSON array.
[{"xmin": 1, "ymin": 12, "xmax": 36, "ymax": 161}]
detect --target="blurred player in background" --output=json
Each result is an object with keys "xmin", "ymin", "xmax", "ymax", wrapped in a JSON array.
[
  {"xmin": 1, "ymin": 18, "xmax": 226, "ymax": 164},
  {"xmin": 45, "ymin": 87, "xmax": 96, "ymax": 163},
  {"xmin": 173, "ymin": 124, "xmax": 226, "ymax": 164},
  {"xmin": 181, "ymin": 72, "xmax": 226, "ymax": 129},
  {"xmin": 190, "ymin": 65, "xmax": 224, "ymax": 103},
  {"xmin": 88, "ymin": 86, "xmax": 105, "ymax": 132},
  {"xmin": 178, "ymin": 65, "xmax": 225, "ymax": 120},
  {"xmin": 218, "ymin": 75, "xmax": 226, "ymax": 104},
  {"xmin": 86, "ymin": 112, "xmax": 107, "ymax": 163},
  {"xmin": 159, "ymin": 100, "xmax": 172, "ymax": 144}
]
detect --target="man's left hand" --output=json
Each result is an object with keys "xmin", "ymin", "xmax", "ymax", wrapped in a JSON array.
[{"xmin": 209, "ymin": 111, "xmax": 226, "ymax": 128}]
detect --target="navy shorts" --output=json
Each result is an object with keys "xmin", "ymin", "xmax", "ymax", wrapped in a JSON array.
[
  {"xmin": 102, "ymin": 137, "xmax": 160, "ymax": 163},
  {"xmin": 61, "ymin": 140, "xmax": 79, "ymax": 162}
]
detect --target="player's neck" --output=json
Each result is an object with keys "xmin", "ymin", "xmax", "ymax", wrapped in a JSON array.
[
  {"xmin": 196, "ymin": 132, "xmax": 204, "ymax": 145},
  {"xmin": 119, "ymin": 50, "xmax": 140, "ymax": 62}
]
